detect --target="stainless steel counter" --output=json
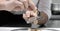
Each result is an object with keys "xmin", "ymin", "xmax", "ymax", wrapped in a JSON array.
[{"xmin": 0, "ymin": 27, "xmax": 59, "ymax": 31}]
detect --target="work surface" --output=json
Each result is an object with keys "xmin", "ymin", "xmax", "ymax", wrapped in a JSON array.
[{"xmin": 0, "ymin": 27, "xmax": 60, "ymax": 31}]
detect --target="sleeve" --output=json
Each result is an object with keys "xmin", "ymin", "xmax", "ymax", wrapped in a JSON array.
[{"xmin": 38, "ymin": 0, "xmax": 52, "ymax": 19}]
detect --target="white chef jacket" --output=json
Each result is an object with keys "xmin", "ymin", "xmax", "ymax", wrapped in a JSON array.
[{"xmin": 32, "ymin": 0, "xmax": 52, "ymax": 19}]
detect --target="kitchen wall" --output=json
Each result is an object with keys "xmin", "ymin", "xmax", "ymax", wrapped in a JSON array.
[
  {"xmin": 52, "ymin": 0, "xmax": 60, "ymax": 10},
  {"xmin": 52, "ymin": 0, "xmax": 60, "ymax": 4}
]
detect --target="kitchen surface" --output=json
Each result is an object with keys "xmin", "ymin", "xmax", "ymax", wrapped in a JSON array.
[{"xmin": 0, "ymin": 27, "xmax": 60, "ymax": 31}]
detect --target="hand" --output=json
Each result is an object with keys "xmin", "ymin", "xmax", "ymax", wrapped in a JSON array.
[
  {"xmin": 23, "ymin": 10, "xmax": 38, "ymax": 23},
  {"xmin": 19, "ymin": 0, "xmax": 37, "ymax": 10},
  {"xmin": 22, "ymin": 0, "xmax": 38, "ymax": 23},
  {"xmin": 0, "ymin": 0, "xmax": 37, "ymax": 11},
  {"xmin": 6, "ymin": 0, "xmax": 25, "ymax": 11},
  {"xmin": 0, "ymin": 0, "xmax": 28, "ymax": 11},
  {"xmin": 0, "ymin": 0, "xmax": 24, "ymax": 11},
  {"xmin": 6, "ymin": 0, "xmax": 33, "ymax": 11},
  {"xmin": 0, "ymin": 0, "xmax": 8, "ymax": 10}
]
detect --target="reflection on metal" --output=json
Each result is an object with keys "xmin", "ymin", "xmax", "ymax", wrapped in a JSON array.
[
  {"xmin": 11, "ymin": 28, "xmax": 59, "ymax": 31},
  {"xmin": 28, "ymin": 28, "xmax": 40, "ymax": 31}
]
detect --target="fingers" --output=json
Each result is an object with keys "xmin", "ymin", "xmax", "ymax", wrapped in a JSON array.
[
  {"xmin": 19, "ymin": 0, "xmax": 37, "ymax": 11},
  {"xmin": 19, "ymin": 0, "xmax": 28, "ymax": 9},
  {"xmin": 6, "ymin": 0, "xmax": 24, "ymax": 11},
  {"xmin": 23, "ymin": 12, "xmax": 30, "ymax": 22},
  {"xmin": 28, "ymin": 0, "xmax": 37, "ymax": 10},
  {"xmin": 18, "ymin": 0, "xmax": 37, "ymax": 10},
  {"xmin": 23, "ymin": 11, "xmax": 31, "ymax": 22},
  {"xmin": 15, "ymin": 1, "xmax": 24, "ymax": 9},
  {"xmin": 23, "ymin": 13, "xmax": 31, "ymax": 23},
  {"xmin": 25, "ymin": 11, "xmax": 37, "ymax": 17},
  {"xmin": 13, "ymin": 1, "xmax": 24, "ymax": 11},
  {"xmin": 23, "ymin": 11, "xmax": 37, "ymax": 19},
  {"xmin": 23, "ymin": 11, "xmax": 38, "ymax": 23},
  {"xmin": 13, "ymin": 0, "xmax": 28, "ymax": 11},
  {"xmin": 26, "ymin": 11, "xmax": 30, "ymax": 17},
  {"xmin": 23, "ymin": 11, "xmax": 30, "ymax": 18},
  {"xmin": 23, "ymin": 14, "xmax": 28, "ymax": 20}
]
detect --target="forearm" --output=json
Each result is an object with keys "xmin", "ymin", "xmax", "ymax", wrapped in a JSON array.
[
  {"xmin": 36, "ymin": 0, "xmax": 52, "ymax": 25},
  {"xmin": 37, "ymin": 11, "xmax": 48, "ymax": 25}
]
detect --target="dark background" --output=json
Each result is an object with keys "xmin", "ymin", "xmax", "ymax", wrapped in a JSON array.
[{"xmin": 0, "ymin": 10, "xmax": 31, "ymax": 27}]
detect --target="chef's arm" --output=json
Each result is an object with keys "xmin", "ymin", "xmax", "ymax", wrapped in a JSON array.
[{"xmin": 36, "ymin": 0, "xmax": 52, "ymax": 25}]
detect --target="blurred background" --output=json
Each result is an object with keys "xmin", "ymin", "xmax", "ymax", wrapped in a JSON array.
[
  {"xmin": 0, "ymin": 0, "xmax": 60, "ymax": 28},
  {"xmin": 46, "ymin": 0, "xmax": 60, "ymax": 28}
]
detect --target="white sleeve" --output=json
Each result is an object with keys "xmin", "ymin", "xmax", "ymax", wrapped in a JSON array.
[{"xmin": 38, "ymin": 0, "xmax": 52, "ymax": 19}]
